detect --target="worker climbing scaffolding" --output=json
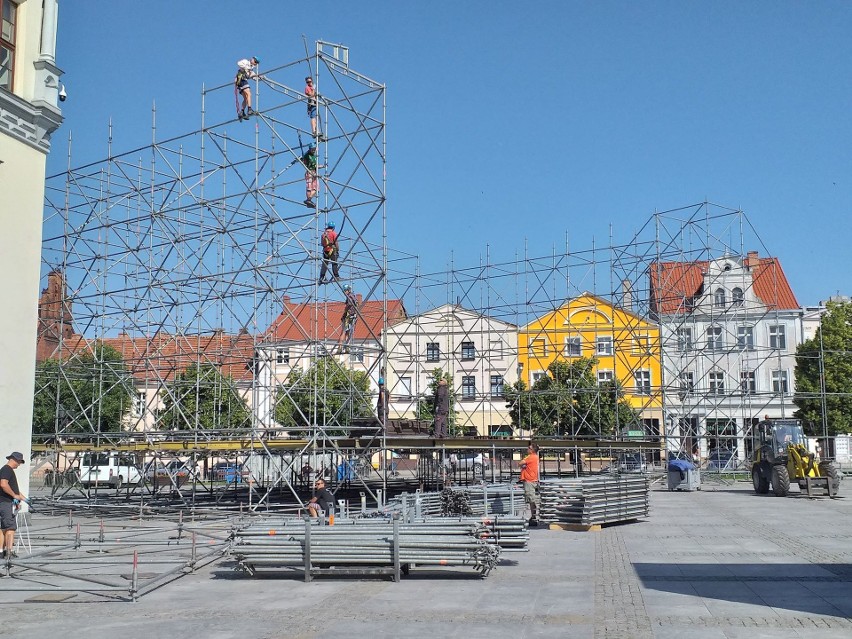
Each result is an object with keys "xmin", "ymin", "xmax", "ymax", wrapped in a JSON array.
[
  {"xmin": 235, "ymin": 57, "xmax": 260, "ymax": 121},
  {"xmin": 339, "ymin": 285, "xmax": 358, "ymax": 354},
  {"xmin": 302, "ymin": 143, "xmax": 322, "ymax": 208},
  {"xmin": 319, "ymin": 221, "xmax": 340, "ymax": 284}
]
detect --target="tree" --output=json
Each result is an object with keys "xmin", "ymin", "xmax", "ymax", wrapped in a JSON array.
[
  {"xmin": 794, "ymin": 299, "xmax": 852, "ymax": 436},
  {"xmin": 274, "ymin": 356, "xmax": 371, "ymax": 432},
  {"xmin": 415, "ymin": 368, "xmax": 462, "ymax": 435},
  {"xmin": 159, "ymin": 363, "xmax": 251, "ymax": 431},
  {"xmin": 32, "ymin": 343, "xmax": 135, "ymax": 437},
  {"xmin": 505, "ymin": 357, "xmax": 639, "ymax": 437}
]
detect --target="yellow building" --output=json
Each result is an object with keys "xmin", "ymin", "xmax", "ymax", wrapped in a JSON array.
[{"xmin": 518, "ymin": 293, "xmax": 662, "ymax": 435}]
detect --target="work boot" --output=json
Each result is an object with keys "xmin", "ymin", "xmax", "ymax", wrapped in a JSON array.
[
  {"xmin": 304, "ymin": 198, "xmax": 315, "ymax": 208},
  {"xmin": 246, "ymin": 106, "xmax": 256, "ymax": 116},
  {"xmin": 528, "ymin": 518, "xmax": 538, "ymax": 527}
]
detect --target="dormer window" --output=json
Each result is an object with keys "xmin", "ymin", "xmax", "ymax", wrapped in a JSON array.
[
  {"xmin": 732, "ymin": 287, "xmax": 744, "ymax": 306},
  {"xmin": 714, "ymin": 288, "xmax": 726, "ymax": 308}
]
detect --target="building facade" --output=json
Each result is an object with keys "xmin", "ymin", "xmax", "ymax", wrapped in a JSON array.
[
  {"xmin": 651, "ymin": 251, "xmax": 802, "ymax": 464},
  {"xmin": 383, "ymin": 304, "xmax": 518, "ymax": 436},
  {"xmin": 1, "ymin": 0, "xmax": 62, "ymax": 493},
  {"xmin": 517, "ymin": 292, "xmax": 663, "ymax": 436}
]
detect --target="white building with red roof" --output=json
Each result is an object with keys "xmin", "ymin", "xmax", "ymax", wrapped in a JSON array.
[{"xmin": 650, "ymin": 251, "xmax": 803, "ymax": 464}]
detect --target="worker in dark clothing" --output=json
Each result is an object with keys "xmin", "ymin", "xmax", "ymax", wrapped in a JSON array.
[
  {"xmin": 376, "ymin": 377, "xmax": 390, "ymax": 427},
  {"xmin": 306, "ymin": 478, "xmax": 334, "ymax": 518},
  {"xmin": 301, "ymin": 143, "xmax": 321, "ymax": 208},
  {"xmin": 433, "ymin": 378, "xmax": 450, "ymax": 438},
  {"xmin": 319, "ymin": 221, "xmax": 339, "ymax": 284},
  {"xmin": 339, "ymin": 285, "xmax": 358, "ymax": 353}
]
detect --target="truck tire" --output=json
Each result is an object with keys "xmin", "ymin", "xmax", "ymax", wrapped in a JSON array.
[
  {"xmin": 819, "ymin": 461, "xmax": 841, "ymax": 495},
  {"xmin": 771, "ymin": 465, "xmax": 790, "ymax": 497},
  {"xmin": 752, "ymin": 465, "xmax": 769, "ymax": 494}
]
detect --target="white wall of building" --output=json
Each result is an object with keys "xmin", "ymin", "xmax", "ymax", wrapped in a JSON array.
[{"xmin": 0, "ymin": 0, "xmax": 62, "ymax": 498}]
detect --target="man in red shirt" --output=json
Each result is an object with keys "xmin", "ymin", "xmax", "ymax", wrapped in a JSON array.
[{"xmin": 519, "ymin": 443, "xmax": 540, "ymax": 526}]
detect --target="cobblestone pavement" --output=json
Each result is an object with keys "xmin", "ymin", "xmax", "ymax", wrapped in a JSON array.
[{"xmin": 1, "ymin": 480, "xmax": 851, "ymax": 638}]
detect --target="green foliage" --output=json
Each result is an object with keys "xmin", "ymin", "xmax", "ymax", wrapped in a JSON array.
[
  {"xmin": 159, "ymin": 363, "xmax": 251, "ymax": 431},
  {"xmin": 274, "ymin": 356, "xmax": 371, "ymax": 432},
  {"xmin": 794, "ymin": 300, "xmax": 852, "ymax": 436},
  {"xmin": 32, "ymin": 343, "xmax": 135, "ymax": 436},
  {"xmin": 505, "ymin": 357, "xmax": 639, "ymax": 437},
  {"xmin": 415, "ymin": 368, "xmax": 462, "ymax": 435}
]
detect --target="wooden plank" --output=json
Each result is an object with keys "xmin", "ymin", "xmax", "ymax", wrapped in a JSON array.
[{"xmin": 548, "ymin": 523, "xmax": 601, "ymax": 532}]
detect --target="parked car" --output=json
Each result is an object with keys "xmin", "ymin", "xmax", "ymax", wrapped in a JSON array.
[
  {"xmin": 79, "ymin": 453, "xmax": 142, "ymax": 489},
  {"xmin": 144, "ymin": 459, "xmax": 193, "ymax": 486},
  {"xmin": 445, "ymin": 452, "xmax": 490, "ymax": 473}
]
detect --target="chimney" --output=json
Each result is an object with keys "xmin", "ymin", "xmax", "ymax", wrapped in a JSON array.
[
  {"xmin": 621, "ymin": 279, "xmax": 633, "ymax": 310},
  {"xmin": 281, "ymin": 295, "xmax": 291, "ymax": 304},
  {"xmin": 356, "ymin": 293, "xmax": 363, "ymax": 304},
  {"xmin": 745, "ymin": 251, "xmax": 759, "ymax": 269}
]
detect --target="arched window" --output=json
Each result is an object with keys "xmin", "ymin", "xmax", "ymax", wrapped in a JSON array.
[
  {"xmin": 732, "ymin": 287, "xmax": 744, "ymax": 306},
  {"xmin": 714, "ymin": 288, "xmax": 726, "ymax": 308}
]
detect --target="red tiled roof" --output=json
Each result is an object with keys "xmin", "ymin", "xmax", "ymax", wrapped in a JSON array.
[
  {"xmin": 650, "ymin": 254, "xmax": 799, "ymax": 315},
  {"xmin": 266, "ymin": 297, "xmax": 407, "ymax": 342},
  {"xmin": 42, "ymin": 332, "xmax": 258, "ymax": 383}
]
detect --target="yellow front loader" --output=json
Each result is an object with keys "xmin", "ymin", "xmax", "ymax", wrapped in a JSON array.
[{"xmin": 751, "ymin": 419, "xmax": 840, "ymax": 498}]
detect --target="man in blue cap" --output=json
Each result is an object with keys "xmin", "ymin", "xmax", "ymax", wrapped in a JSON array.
[{"xmin": 0, "ymin": 452, "xmax": 27, "ymax": 559}]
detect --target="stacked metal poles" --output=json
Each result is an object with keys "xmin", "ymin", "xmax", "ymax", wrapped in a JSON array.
[
  {"xmin": 539, "ymin": 475, "xmax": 650, "ymax": 526},
  {"xmin": 232, "ymin": 517, "xmax": 501, "ymax": 580}
]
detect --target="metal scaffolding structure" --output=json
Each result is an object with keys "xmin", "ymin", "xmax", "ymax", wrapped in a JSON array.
[{"xmin": 33, "ymin": 43, "xmax": 806, "ymax": 511}]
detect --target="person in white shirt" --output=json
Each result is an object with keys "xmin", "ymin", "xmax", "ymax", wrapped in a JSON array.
[{"xmin": 235, "ymin": 57, "xmax": 259, "ymax": 120}]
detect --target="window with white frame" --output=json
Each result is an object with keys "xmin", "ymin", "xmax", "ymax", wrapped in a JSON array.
[
  {"xmin": 490, "ymin": 374, "xmax": 504, "ymax": 398},
  {"xmin": 132, "ymin": 392, "xmax": 146, "ymax": 418},
  {"xmin": 709, "ymin": 371, "xmax": 725, "ymax": 395},
  {"xmin": 706, "ymin": 326, "xmax": 723, "ymax": 351},
  {"xmin": 531, "ymin": 371, "xmax": 546, "ymax": 384},
  {"xmin": 737, "ymin": 326, "xmax": 754, "ymax": 351},
  {"xmin": 679, "ymin": 371, "xmax": 694, "ymax": 396},
  {"xmin": 714, "ymin": 288, "xmax": 726, "ymax": 307},
  {"xmin": 461, "ymin": 375, "xmax": 476, "ymax": 399},
  {"xmin": 634, "ymin": 370, "xmax": 651, "ymax": 395},
  {"xmin": 596, "ymin": 335, "xmax": 613, "ymax": 355},
  {"xmin": 564, "ymin": 335, "xmax": 581, "ymax": 356},
  {"xmin": 276, "ymin": 347, "xmax": 290, "ymax": 364},
  {"xmin": 597, "ymin": 370, "xmax": 614, "ymax": 384},
  {"xmin": 398, "ymin": 376, "xmax": 412, "ymax": 398},
  {"xmin": 771, "ymin": 369, "xmax": 789, "ymax": 394},
  {"xmin": 0, "ymin": 0, "xmax": 16, "ymax": 92},
  {"xmin": 426, "ymin": 342, "xmax": 440, "ymax": 362},
  {"xmin": 769, "ymin": 325, "xmax": 787, "ymax": 350},
  {"xmin": 461, "ymin": 341, "xmax": 476, "ymax": 361},
  {"xmin": 349, "ymin": 346, "xmax": 365, "ymax": 363},
  {"xmin": 740, "ymin": 370, "xmax": 756, "ymax": 395},
  {"xmin": 732, "ymin": 287, "xmax": 744, "ymax": 306},
  {"xmin": 676, "ymin": 328, "xmax": 693, "ymax": 352}
]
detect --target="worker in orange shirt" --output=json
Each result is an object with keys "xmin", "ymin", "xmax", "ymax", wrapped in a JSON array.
[{"xmin": 518, "ymin": 442, "xmax": 540, "ymax": 526}]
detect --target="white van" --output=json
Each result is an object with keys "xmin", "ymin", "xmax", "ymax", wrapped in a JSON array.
[{"xmin": 79, "ymin": 453, "xmax": 142, "ymax": 488}]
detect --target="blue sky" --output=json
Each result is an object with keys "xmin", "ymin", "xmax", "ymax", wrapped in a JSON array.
[{"xmin": 48, "ymin": 1, "xmax": 852, "ymax": 307}]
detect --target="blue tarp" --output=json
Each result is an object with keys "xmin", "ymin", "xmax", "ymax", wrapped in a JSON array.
[{"xmin": 668, "ymin": 459, "xmax": 695, "ymax": 472}]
